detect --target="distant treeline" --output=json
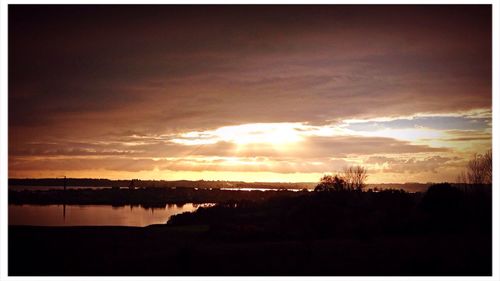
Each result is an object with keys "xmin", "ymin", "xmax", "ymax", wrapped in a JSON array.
[
  {"xmin": 8, "ymin": 178, "xmax": 433, "ymax": 192},
  {"xmin": 8, "ymin": 178, "xmax": 316, "ymax": 190},
  {"xmin": 9, "ymin": 187, "xmax": 305, "ymax": 208}
]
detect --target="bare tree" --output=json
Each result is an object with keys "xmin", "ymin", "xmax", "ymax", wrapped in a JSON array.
[
  {"xmin": 342, "ymin": 165, "xmax": 368, "ymax": 191},
  {"xmin": 467, "ymin": 153, "xmax": 486, "ymax": 186},
  {"xmin": 457, "ymin": 149, "xmax": 492, "ymax": 190},
  {"xmin": 483, "ymin": 149, "xmax": 492, "ymax": 185}
]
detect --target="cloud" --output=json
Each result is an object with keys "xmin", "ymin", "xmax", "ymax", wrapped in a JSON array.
[
  {"xmin": 9, "ymin": 157, "xmax": 159, "ymax": 173},
  {"xmin": 366, "ymin": 155, "xmax": 463, "ymax": 174},
  {"xmin": 10, "ymin": 5, "xmax": 491, "ymax": 134},
  {"xmin": 9, "ymin": 129, "xmax": 450, "ymax": 176},
  {"xmin": 8, "ymin": 5, "xmax": 491, "ymax": 181},
  {"xmin": 345, "ymin": 115, "xmax": 491, "ymax": 132}
]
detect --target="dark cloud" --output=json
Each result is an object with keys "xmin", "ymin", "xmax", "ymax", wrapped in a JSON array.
[{"xmin": 9, "ymin": 5, "xmax": 491, "ymax": 127}]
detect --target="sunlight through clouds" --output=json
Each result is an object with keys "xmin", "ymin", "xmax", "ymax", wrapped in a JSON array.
[
  {"xmin": 8, "ymin": 5, "xmax": 491, "ymax": 183},
  {"xmin": 171, "ymin": 123, "xmax": 305, "ymax": 146}
]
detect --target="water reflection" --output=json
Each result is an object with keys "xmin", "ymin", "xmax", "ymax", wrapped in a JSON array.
[
  {"xmin": 9, "ymin": 203, "xmax": 214, "ymax": 227},
  {"xmin": 219, "ymin": 187, "xmax": 304, "ymax": 192}
]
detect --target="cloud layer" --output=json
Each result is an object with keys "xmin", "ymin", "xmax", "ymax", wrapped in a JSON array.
[{"xmin": 8, "ymin": 5, "xmax": 492, "ymax": 182}]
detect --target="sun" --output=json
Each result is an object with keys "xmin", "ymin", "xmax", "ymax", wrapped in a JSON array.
[
  {"xmin": 171, "ymin": 123, "xmax": 305, "ymax": 148},
  {"xmin": 214, "ymin": 123, "xmax": 303, "ymax": 146}
]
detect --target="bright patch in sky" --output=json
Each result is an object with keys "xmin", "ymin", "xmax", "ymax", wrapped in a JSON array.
[
  {"xmin": 8, "ymin": 6, "xmax": 491, "ymax": 183},
  {"xmin": 170, "ymin": 113, "xmax": 491, "ymax": 151},
  {"xmin": 171, "ymin": 123, "xmax": 306, "ymax": 146},
  {"xmin": 344, "ymin": 115, "xmax": 490, "ymax": 132}
]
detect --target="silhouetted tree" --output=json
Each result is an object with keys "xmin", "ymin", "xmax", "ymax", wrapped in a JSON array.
[
  {"xmin": 456, "ymin": 150, "xmax": 492, "ymax": 190},
  {"xmin": 420, "ymin": 183, "xmax": 465, "ymax": 230},
  {"xmin": 314, "ymin": 175, "xmax": 345, "ymax": 192},
  {"xmin": 467, "ymin": 153, "xmax": 486, "ymax": 185},
  {"xmin": 342, "ymin": 165, "xmax": 368, "ymax": 191},
  {"xmin": 421, "ymin": 183, "xmax": 463, "ymax": 213},
  {"xmin": 482, "ymin": 149, "xmax": 492, "ymax": 185}
]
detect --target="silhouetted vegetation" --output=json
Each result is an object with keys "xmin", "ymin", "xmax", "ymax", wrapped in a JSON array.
[
  {"xmin": 169, "ymin": 183, "xmax": 490, "ymax": 239},
  {"xmin": 9, "ymin": 170, "xmax": 492, "ymax": 275},
  {"xmin": 10, "ymin": 182, "xmax": 491, "ymax": 275},
  {"xmin": 342, "ymin": 165, "xmax": 368, "ymax": 191},
  {"xmin": 9, "ymin": 177, "xmax": 434, "ymax": 193},
  {"xmin": 9, "ymin": 178, "xmax": 315, "ymax": 190},
  {"xmin": 314, "ymin": 165, "xmax": 368, "ymax": 192},
  {"xmin": 9, "ymin": 187, "xmax": 304, "ymax": 207},
  {"xmin": 456, "ymin": 150, "xmax": 492, "ymax": 191},
  {"xmin": 314, "ymin": 174, "xmax": 346, "ymax": 192}
]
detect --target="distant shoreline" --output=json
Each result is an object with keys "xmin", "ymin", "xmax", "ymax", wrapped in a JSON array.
[{"xmin": 8, "ymin": 178, "xmax": 433, "ymax": 193}]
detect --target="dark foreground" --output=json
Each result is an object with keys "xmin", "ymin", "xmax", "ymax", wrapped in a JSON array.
[
  {"xmin": 9, "ymin": 225, "xmax": 491, "ymax": 276},
  {"xmin": 9, "ymin": 184, "xmax": 492, "ymax": 276}
]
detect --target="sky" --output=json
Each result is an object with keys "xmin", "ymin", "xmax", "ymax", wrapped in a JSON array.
[{"xmin": 8, "ymin": 5, "xmax": 492, "ymax": 183}]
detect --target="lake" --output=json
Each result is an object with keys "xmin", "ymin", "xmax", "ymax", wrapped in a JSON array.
[{"xmin": 9, "ymin": 203, "xmax": 214, "ymax": 227}]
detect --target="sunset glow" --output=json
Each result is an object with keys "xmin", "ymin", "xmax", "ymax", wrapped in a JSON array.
[
  {"xmin": 8, "ymin": 5, "xmax": 491, "ymax": 183},
  {"xmin": 171, "ymin": 123, "xmax": 305, "ymax": 146}
]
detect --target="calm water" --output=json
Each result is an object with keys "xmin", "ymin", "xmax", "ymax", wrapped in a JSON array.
[
  {"xmin": 219, "ymin": 187, "xmax": 304, "ymax": 192},
  {"xmin": 9, "ymin": 203, "xmax": 213, "ymax": 227}
]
